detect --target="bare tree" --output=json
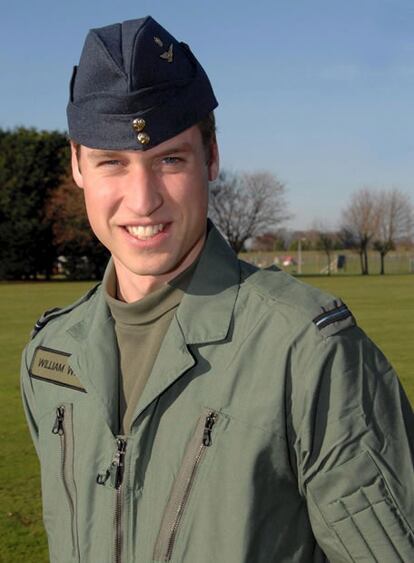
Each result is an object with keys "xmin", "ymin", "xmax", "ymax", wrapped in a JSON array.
[
  {"xmin": 311, "ymin": 221, "xmax": 338, "ymax": 275},
  {"xmin": 209, "ymin": 170, "xmax": 289, "ymax": 253},
  {"xmin": 342, "ymin": 187, "xmax": 380, "ymax": 275},
  {"xmin": 373, "ymin": 188, "xmax": 413, "ymax": 275},
  {"xmin": 318, "ymin": 233, "xmax": 337, "ymax": 276}
]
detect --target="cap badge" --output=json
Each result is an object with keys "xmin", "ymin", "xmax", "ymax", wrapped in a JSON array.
[
  {"xmin": 153, "ymin": 36, "xmax": 174, "ymax": 63},
  {"xmin": 137, "ymin": 132, "xmax": 150, "ymax": 145},
  {"xmin": 131, "ymin": 118, "xmax": 150, "ymax": 145},
  {"xmin": 132, "ymin": 118, "xmax": 146, "ymax": 132}
]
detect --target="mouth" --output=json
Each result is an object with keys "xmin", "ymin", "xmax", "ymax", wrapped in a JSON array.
[{"xmin": 124, "ymin": 223, "xmax": 166, "ymax": 241}]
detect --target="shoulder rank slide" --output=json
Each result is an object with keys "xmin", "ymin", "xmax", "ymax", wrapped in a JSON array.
[
  {"xmin": 32, "ymin": 307, "xmax": 62, "ymax": 335},
  {"xmin": 31, "ymin": 283, "xmax": 100, "ymax": 339},
  {"xmin": 313, "ymin": 301, "xmax": 355, "ymax": 336}
]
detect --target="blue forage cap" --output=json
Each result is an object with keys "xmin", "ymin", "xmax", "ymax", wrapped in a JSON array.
[{"xmin": 67, "ymin": 16, "xmax": 218, "ymax": 150}]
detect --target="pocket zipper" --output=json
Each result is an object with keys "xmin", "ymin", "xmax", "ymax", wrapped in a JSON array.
[
  {"xmin": 52, "ymin": 405, "xmax": 79, "ymax": 559},
  {"xmin": 153, "ymin": 410, "xmax": 218, "ymax": 561}
]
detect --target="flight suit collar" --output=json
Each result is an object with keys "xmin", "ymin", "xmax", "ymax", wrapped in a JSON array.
[
  {"xmin": 69, "ymin": 221, "xmax": 239, "ymax": 344},
  {"xmin": 175, "ymin": 221, "xmax": 240, "ymax": 344}
]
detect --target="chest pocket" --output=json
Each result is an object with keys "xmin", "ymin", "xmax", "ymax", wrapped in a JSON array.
[
  {"xmin": 39, "ymin": 403, "xmax": 80, "ymax": 562},
  {"xmin": 153, "ymin": 408, "xmax": 222, "ymax": 561}
]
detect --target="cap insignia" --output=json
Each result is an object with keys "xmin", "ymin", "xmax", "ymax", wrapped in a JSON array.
[
  {"xmin": 132, "ymin": 118, "xmax": 146, "ymax": 132},
  {"xmin": 137, "ymin": 132, "xmax": 150, "ymax": 145},
  {"xmin": 160, "ymin": 44, "xmax": 173, "ymax": 63},
  {"xmin": 153, "ymin": 36, "xmax": 174, "ymax": 63},
  {"xmin": 131, "ymin": 118, "xmax": 150, "ymax": 145}
]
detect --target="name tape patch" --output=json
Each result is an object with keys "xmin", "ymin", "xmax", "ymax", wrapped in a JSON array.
[{"xmin": 29, "ymin": 346, "xmax": 86, "ymax": 392}]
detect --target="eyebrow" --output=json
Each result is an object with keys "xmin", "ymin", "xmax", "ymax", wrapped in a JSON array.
[
  {"xmin": 86, "ymin": 142, "xmax": 194, "ymax": 162},
  {"xmin": 86, "ymin": 151, "xmax": 125, "ymax": 161},
  {"xmin": 153, "ymin": 142, "xmax": 193, "ymax": 156}
]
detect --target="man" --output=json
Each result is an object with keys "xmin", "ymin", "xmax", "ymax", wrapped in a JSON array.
[{"xmin": 21, "ymin": 16, "xmax": 413, "ymax": 563}]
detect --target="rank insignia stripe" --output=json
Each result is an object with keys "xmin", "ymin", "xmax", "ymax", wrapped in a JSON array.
[
  {"xmin": 313, "ymin": 304, "xmax": 353, "ymax": 330},
  {"xmin": 29, "ymin": 346, "xmax": 86, "ymax": 392}
]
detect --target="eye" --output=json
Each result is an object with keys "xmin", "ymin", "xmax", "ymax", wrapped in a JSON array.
[
  {"xmin": 161, "ymin": 156, "xmax": 182, "ymax": 165},
  {"xmin": 101, "ymin": 159, "xmax": 122, "ymax": 167}
]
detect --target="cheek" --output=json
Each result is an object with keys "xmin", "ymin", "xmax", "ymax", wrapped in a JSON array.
[
  {"xmin": 82, "ymin": 187, "xmax": 115, "ymax": 235},
  {"xmin": 83, "ymin": 183, "xmax": 116, "ymax": 213},
  {"xmin": 165, "ymin": 174, "xmax": 209, "ymax": 212}
]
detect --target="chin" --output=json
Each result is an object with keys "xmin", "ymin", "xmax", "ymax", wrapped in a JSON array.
[{"xmin": 122, "ymin": 257, "xmax": 181, "ymax": 277}]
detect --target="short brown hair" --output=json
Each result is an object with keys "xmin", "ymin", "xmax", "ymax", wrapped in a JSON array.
[{"xmin": 197, "ymin": 111, "xmax": 216, "ymax": 162}]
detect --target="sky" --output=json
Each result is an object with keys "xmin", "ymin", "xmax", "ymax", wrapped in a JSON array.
[{"xmin": 1, "ymin": 0, "xmax": 413, "ymax": 229}]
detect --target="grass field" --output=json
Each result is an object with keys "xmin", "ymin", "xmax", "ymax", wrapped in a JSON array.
[{"xmin": 0, "ymin": 275, "xmax": 413, "ymax": 562}]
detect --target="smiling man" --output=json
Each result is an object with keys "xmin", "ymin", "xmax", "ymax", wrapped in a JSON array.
[
  {"xmin": 21, "ymin": 16, "xmax": 413, "ymax": 563},
  {"xmin": 71, "ymin": 125, "xmax": 218, "ymax": 301}
]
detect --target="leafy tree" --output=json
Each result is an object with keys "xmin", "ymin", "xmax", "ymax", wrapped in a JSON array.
[
  {"xmin": 0, "ymin": 128, "xmax": 69, "ymax": 279},
  {"xmin": 45, "ymin": 173, "xmax": 109, "ymax": 280}
]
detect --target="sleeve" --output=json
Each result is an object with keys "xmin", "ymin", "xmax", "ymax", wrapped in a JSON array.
[
  {"xmin": 291, "ymin": 325, "xmax": 414, "ymax": 562},
  {"xmin": 20, "ymin": 345, "xmax": 40, "ymax": 457}
]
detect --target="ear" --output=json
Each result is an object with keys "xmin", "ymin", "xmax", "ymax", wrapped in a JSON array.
[
  {"xmin": 207, "ymin": 141, "xmax": 219, "ymax": 182},
  {"xmin": 70, "ymin": 141, "xmax": 84, "ymax": 189}
]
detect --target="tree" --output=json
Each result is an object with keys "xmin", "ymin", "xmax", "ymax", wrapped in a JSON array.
[
  {"xmin": 0, "ymin": 127, "xmax": 69, "ymax": 279},
  {"xmin": 45, "ymin": 173, "xmax": 109, "ymax": 279},
  {"xmin": 251, "ymin": 231, "xmax": 287, "ymax": 251},
  {"xmin": 209, "ymin": 170, "xmax": 289, "ymax": 253},
  {"xmin": 342, "ymin": 187, "xmax": 380, "ymax": 275},
  {"xmin": 373, "ymin": 189, "xmax": 413, "ymax": 275},
  {"xmin": 312, "ymin": 225, "xmax": 337, "ymax": 275}
]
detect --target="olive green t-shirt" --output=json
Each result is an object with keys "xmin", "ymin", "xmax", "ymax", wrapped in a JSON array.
[{"xmin": 103, "ymin": 262, "xmax": 194, "ymax": 434}]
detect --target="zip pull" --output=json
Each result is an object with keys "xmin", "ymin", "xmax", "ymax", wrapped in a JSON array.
[
  {"xmin": 96, "ymin": 438, "xmax": 127, "ymax": 488},
  {"xmin": 52, "ymin": 406, "xmax": 65, "ymax": 435},
  {"xmin": 202, "ymin": 412, "xmax": 217, "ymax": 447},
  {"xmin": 111, "ymin": 438, "xmax": 127, "ymax": 489}
]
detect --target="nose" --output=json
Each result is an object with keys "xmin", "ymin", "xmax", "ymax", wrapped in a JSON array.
[{"xmin": 123, "ymin": 164, "xmax": 163, "ymax": 216}]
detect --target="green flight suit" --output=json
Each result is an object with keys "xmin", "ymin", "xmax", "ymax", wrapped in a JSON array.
[{"xmin": 21, "ymin": 224, "xmax": 414, "ymax": 563}]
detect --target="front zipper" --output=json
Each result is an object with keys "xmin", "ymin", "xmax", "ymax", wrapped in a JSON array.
[
  {"xmin": 153, "ymin": 410, "xmax": 218, "ymax": 561},
  {"xmin": 113, "ymin": 437, "xmax": 127, "ymax": 563},
  {"xmin": 52, "ymin": 404, "xmax": 79, "ymax": 559},
  {"xmin": 96, "ymin": 436, "xmax": 128, "ymax": 563}
]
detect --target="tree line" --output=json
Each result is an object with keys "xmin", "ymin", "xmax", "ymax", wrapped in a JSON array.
[
  {"xmin": 0, "ymin": 127, "xmax": 412, "ymax": 280},
  {"xmin": 210, "ymin": 171, "xmax": 413, "ymax": 275},
  {"xmin": 0, "ymin": 127, "xmax": 108, "ymax": 280}
]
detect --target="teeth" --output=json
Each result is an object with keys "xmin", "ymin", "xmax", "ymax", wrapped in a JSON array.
[{"xmin": 126, "ymin": 224, "xmax": 165, "ymax": 240}]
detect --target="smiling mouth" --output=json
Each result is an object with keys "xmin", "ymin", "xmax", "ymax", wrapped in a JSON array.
[{"xmin": 125, "ymin": 223, "xmax": 166, "ymax": 240}]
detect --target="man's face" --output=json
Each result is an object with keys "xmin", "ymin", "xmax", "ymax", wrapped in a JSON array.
[{"xmin": 71, "ymin": 126, "xmax": 219, "ymax": 291}]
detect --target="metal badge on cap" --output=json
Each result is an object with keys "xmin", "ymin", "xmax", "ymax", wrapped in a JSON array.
[
  {"xmin": 132, "ymin": 118, "xmax": 150, "ymax": 144},
  {"xmin": 137, "ymin": 132, "xmax": 150, "ymax": 145},
  {"xmin": 154, "ymin": 36, "xmax": 174, "ymax": 63},
  {"xmin": 132, "ymin": 118, "xmax": 146, "ymax": 132}
]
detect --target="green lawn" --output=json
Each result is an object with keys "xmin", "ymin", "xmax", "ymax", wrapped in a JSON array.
[{"xmin": 0, "ymin": 276, "xmax": 412, "ymax": 561}]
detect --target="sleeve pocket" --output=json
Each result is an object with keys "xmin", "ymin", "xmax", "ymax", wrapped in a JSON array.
[{"xmin": 308, "ymin": 451, "xmax": 414, "ymax": 562}]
